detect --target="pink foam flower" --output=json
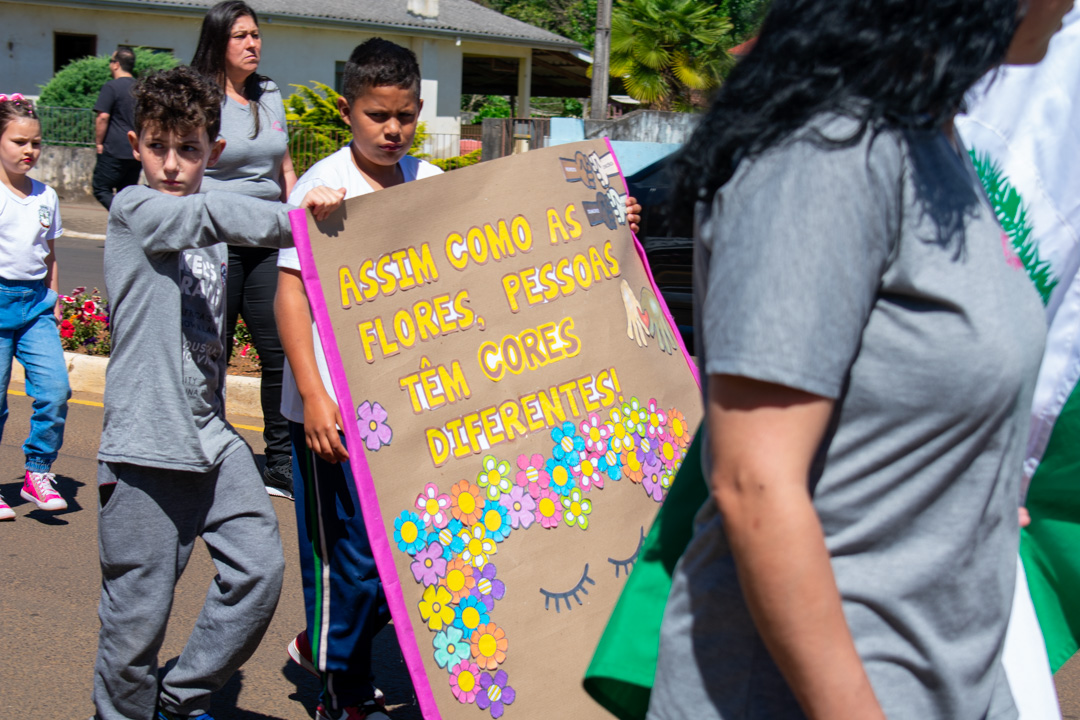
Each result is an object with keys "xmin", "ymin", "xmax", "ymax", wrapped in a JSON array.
[
  {"xmin": 579, "ymin": 413, "xmax": 612, "ymax": 455},
  {"xmin": 514, "ymin": 453, "xmax": 550, "ymax": 499},
  {"xmin": 415, "ymin": 482, "xmax": 452, "ymax": 529}
]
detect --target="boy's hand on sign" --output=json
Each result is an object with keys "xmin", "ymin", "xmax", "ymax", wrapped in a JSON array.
[
  {"xmin": 302, "ymin": 186, "xmax": 347, "ymax": 222},
  {"xmin": 625, "ymin": 196, "xmax": 642, "ymax": 234},
  {"xmin": 304, "ymin": 390, "xmax": 350, "ymax": 463}
]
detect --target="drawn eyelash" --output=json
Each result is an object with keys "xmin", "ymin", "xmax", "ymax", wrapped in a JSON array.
[
  {"xmin": 539, "ymin": 564, "xmax": 596, "ymax": 612},
  {"xmin": 608, "ymin": 526, "xmax": 645, "ymax": 578}
]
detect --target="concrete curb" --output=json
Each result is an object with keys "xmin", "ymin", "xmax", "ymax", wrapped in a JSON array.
[{"xmin": 12, "ymin": 351, "xmax": 265, "ymax": 422}]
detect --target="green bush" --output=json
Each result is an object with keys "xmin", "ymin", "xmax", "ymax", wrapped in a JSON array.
[
  {"xmin": 431, "ymin": 149, "xmax": 482, "ymax": 171},
  {"xmin": 39, "ymin": 48, "xmax": 181, "ymax": 109}
]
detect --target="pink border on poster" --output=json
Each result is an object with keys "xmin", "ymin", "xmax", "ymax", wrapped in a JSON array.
[
  {"xmin": 289, "ymin": 209, "xmax": 442, "ymax": 720},
  {"xmin": 604, "ymin": 137, "xmax": 700, "ymax": 388},
  {"xmin": 287, "ymin": 139, "xmax": 696, "ymax": 719}
]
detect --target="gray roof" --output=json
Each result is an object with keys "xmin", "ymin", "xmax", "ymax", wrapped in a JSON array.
[{"xmin": 51, "ymin": 0, "xmax": 581, "ymax": 50}]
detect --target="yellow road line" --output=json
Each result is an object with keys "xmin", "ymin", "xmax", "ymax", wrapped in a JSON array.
[{"xmin": 7, "ymin": 390, "xmax": 265, "ymax": 431}]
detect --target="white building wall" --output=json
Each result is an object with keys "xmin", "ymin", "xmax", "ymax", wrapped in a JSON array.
[{"xmin": 1, "ymin": 0, "xmax": 488, "ymax": 136}]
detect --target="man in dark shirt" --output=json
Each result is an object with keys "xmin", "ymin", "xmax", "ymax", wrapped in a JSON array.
[{"xmin": 92, "ymin": 48, "xmax": 140, "ymax": 209}]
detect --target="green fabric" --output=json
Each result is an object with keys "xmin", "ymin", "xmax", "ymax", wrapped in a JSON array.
[
  {"xmin": 1021, "ymin": 383, "xmax": 1080, "ymax": 672},
  {"xmin": 584, "ymin": 426, "xmax": 708, "ymax": 720}
]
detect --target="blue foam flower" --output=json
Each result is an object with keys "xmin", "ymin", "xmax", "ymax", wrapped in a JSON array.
[{"xmin": 394, "ymin": 510, "xmax": 427, "ymax": 555}]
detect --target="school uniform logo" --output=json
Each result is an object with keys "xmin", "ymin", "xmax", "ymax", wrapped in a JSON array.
[{"xmin": 38, "ymin": 205, "xmax": 52, "ymax": 230}]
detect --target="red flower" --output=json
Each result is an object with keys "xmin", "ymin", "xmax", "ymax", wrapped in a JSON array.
[
  {"xmin": 83, "ymin": 300, "xmax": 97, "ymax": 314},
  {"xmin": 60, "ymin": 319, "xmax": 74, "ymax": 339}
]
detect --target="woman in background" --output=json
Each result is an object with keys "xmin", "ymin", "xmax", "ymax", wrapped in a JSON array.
[{"xmin": 192, "ymin": 0, "xmax": 297, "ymax": 499}]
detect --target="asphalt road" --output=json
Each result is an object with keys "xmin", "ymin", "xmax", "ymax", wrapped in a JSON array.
[
  {"xmin": 0, "ymin": 388, "xmax": 421, "ymax": 719},
  {"xmin": 56, "ymin": 202, "xmax": 108, "ymax": 297}
]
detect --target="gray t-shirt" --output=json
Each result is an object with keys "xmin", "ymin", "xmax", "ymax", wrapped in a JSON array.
[
  {"xmin": 200, "ymin": 80, "xmax": 289, "ymax": 201},
  {"xmin": 98, "ymin": 184, "xmax": 295, "ymax": 471},
  {"xmin": 648, "ymin": 120, "xmax": 1045, "ymax": 719}
]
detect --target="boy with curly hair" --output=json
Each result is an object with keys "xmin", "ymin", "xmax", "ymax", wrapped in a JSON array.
[{"xmin": 92, "ymin": 66, "xmax": 343, "ymax": 720}]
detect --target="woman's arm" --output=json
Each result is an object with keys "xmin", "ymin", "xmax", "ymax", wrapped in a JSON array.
[
  {"xmin": 279, "ymin": 148, "xmax": 298, "ymax": 202},
  {"xmin": 708, "ymin": 374, "xmax": 885, "ymax": 720}
]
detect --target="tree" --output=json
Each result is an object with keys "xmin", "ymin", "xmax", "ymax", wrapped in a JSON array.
[
  {"xmin": 39, "ymin": 48, "xmax": 179, "ymax": 108},
  {"xmin": 713, "ymin": 0, "xmax": 770, "ymax": 44},
  {"xmin": 610, "ymin": 0, "xmax": 734, "ymax": 110},
  {"xmin": 475, "ymin": 0, "xmax": 598, "ymax": 49}
]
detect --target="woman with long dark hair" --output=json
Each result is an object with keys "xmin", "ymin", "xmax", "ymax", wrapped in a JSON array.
[
  {"xmin": 648, "ymin": 0, "xmax": 1072, "ymax": 718},
  {"xmin": 192, "ymin": 0, "xmax": 298, "ymax": 498}
]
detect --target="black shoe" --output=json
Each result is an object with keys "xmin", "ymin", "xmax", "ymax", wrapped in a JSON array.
[{"xmin": 263, "ymin": 461, "xmax": 294, "ymax": 500}]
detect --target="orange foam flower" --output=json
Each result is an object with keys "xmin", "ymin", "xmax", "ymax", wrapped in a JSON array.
[
  {"xmin": 470, "ymin": 622, "xmax": 508, "ymax": 669},
  {"xmin": 440, "ymin": 558, "xmax": 477, "ymax": 603},
  {"xmin": 450, "ymin": 479, "xmax": 485, "ymax": 526}
]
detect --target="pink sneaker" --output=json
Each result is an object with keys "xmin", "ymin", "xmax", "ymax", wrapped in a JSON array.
[
  {"xmin": 0, "ymin": 492, "xmax": 14, "ymax": 520},
  {"xmin": 287, "ymin": 630, "xmax": 318, "ymax": 677},
  {"xmin": 21, "ymin": 471, "xmax": 67, "ymax": 511}
]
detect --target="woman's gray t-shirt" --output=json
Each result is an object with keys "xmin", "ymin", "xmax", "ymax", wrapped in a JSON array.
[
  {"xmin": 200, "ymin": 79, "xmax": 289, "ymax": 201},
  {"xmin": 648, "ymin": 121, "xmax": 1045, "ymax": 719}
]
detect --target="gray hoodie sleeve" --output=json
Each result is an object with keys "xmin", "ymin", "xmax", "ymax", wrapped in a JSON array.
[{"xmin": 111, "ymin": 184, "xmax": 297, "ymax": 254}]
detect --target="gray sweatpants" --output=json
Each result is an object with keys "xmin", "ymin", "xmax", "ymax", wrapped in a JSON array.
[{"xmin": 93, "ymin": 446, "xmax": 285, "ymax": 720}]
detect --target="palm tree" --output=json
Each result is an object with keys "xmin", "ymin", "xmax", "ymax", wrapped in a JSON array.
[{"xmin": 610, "ymin": 0, "xmax": 735, "ymax": 110}]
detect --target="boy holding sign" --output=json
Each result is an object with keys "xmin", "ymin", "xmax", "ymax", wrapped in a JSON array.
[{"xmin": 275, "ymin": 38, "xmax": 441, "ymax": 720}]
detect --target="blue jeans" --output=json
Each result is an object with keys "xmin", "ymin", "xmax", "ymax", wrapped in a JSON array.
[{"xmin": 0, "ymin": 279, "xmax": 70, "ymax": 472}]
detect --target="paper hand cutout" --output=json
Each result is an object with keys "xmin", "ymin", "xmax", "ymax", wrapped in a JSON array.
[
  {"xmin": 620, "ymin": 279, "xmax": 650, "ymax": 348},
  {"xmin": 641, "ymin": 287, "xmax": 675, "ymax": 355}
]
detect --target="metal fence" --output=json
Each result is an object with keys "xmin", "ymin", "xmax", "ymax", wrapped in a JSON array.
[{"xmin": 38, "ymin": 106, "xmax": 96, "ymax": 147}]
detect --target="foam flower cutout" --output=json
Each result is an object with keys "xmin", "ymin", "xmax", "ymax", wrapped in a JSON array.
[
  {"xmin": 470, "ymin": 562, "xmax": 506, "ymax": 611},
  {"xmin": 535, "ymin": 487, "xmax": 564, "ymax": 529},
  {"xmin": 432, "ymin": 519, "xmax": 467, "ymax": 560},
  {"xmin": 624, "ymin": 446, "xmax": 646, "ymax": 483},
  {"xmin": 636, "ymin": 434, "xmax": 659, "ymax": 467},
  {"xmin": 433, "ymin": 626, "xmax": 471, "ymax": 670},
  {"xmin": 551, "ymin": 422, "xmax": 586, "ymax": 466},
  {"xmin": 481, "ymin": 503, "xmax": 512, "ymax": 543},
  {"xmin": 458, "ymin": 524, "xmax": 498, "ymax": 568},
  {"xmin": 645, "ymin": 398, "xmax": 668, "ymax": 442},
  {"xmin": 477, "ymin": 455, "xmax": 513, "ymax": 502},
  {"xmin": 356, "ymin": 401, "xmax": 392, "ymax": 451},
  {"xmin": 470, "ymin": 622, "xmax": 508, "ymax": 670},
  {"xmin": 514, "ymin": 453, "xmax": 550, "ymax": 498},
  {"xmin": 658, "ymin": 436, "xmax": 680, "ymax": 470},
  {"xmin": 450, "ymin": 479, "xmax": 485, "ymax": 526},
  {"xmin": 545, "ymin": 457, "xmax": 576, "ymax": 497},
  {"xmin": 415, "ymin": 482, "xmax": 452, "ymax": 529},
  {"xmin": 453, "ymin": 596, "xmax": 490, "ymax": 635},
  {"xmin": 667, "ymin": 407, "xmax": 691, "ymax": 449},
  {"xmin": 576, "ymin": 454, "xmax": 604, "ymax": 492},
  {"xmin": 394, "ymin": 511, "xmax": 427, "ymax": 555},
  {"xmin": 621, "ymin": 397, "xmax": 648, "ymax": 436},
  {"xmin": 477, "ymin": 670, "xmax": 516, "ymax": 718},
  {"xmin": 449, "ymin": 660, "xmax": 482, "ymax": 704},
  {"xmin": 562, "ymin": 487, "xmax": 592, "ymax": 530},
  {"xmin": 608, "ymin": 408, "xmax": 635, "ymax": 453},
  {"xmin": 660, "ymin": 470, "xmax": 675, "ymax": 493},
  {"xmin": 500, "ymin": 486, "xmax": 536, "ymax": 529},
  {"xmin": 411, "ymin": 542, "xmax": 448, "ymax": 586},
  {"xmin": 419, "ymin": 584, "xmax": 455, "ymax": 631},
  {"xmin": 440, "ymin": 558, "xmax": 476, "ymax": 602},
  {"xmin": 641, "ymin": 460, "xmax": 665, "ymax": 502},
  {"xmin": 580, "ymin": 413, "xmax": 612, "ymax": 454},
  {"xmin": 597, "ymin": 449, "xmax": 623, "ymax": 482}
]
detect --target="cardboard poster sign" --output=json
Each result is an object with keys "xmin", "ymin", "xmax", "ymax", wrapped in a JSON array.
[{"xmin": 289, "ymin": 139, "xmax": 702, "ymax": 719}]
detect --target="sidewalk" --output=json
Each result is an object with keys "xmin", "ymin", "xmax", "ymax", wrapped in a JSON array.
[{"xmin": 60, "ymin": 199, "xmax": 109, "ymax": 239}]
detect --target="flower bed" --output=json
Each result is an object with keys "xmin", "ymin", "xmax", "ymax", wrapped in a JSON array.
[{"xmin": 58, "ymin": 287, "xmax": 262, "ymax": 376}]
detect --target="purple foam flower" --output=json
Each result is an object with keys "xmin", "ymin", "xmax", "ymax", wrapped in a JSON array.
[
  {"xmin": 499, "ymin": 486, "xmax": 536, "ymax": 530},
  {"xmin": 356, "ymin": 401, "xmax": 392, "ymax": 451},
  {"xmin": 470, "ymin": 562, "xmax": 506, "ymax": 611},
  {"xmin": 410, "ymin": 542, "xmax": 447, "ymax": 586},
  {"xmin": 477, "ymin": 669, "xmax": 516, "ymax": 718},
  {"xmin": 641, "ymin": 459, "xmax": 665, "ymax": 502}
]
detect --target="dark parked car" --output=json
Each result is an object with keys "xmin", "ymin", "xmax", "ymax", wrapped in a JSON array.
[{"xmin": 626, "ymin": 155, "xmax": 695, "ymax": 351}]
